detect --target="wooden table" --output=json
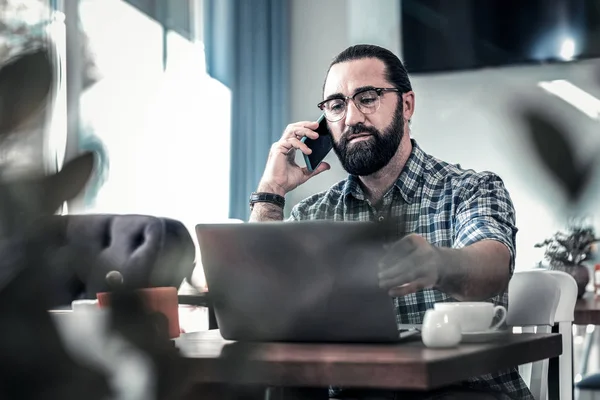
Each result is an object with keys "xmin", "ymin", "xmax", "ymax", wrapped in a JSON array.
[
  {"xmin": 175, "ymin": 330, "xmax": 561, "ymax": 392},
  {"xmin": 575, "ymin": 293, "xmax": 600, "ymax": 325}
]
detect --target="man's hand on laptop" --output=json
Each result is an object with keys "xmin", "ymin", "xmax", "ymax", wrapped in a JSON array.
[
  {"xmin": 258, "ymin": 120, "xmax": 331, "ymax": 196},
  {"xmin": 377, "ymin": 234, "xmax": 443, "ymax": 297}
]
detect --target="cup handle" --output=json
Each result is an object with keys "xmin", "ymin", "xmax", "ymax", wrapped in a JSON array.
[{"xmin": 489, "ymin": 306, "xmax": 507, "ymax": 331}]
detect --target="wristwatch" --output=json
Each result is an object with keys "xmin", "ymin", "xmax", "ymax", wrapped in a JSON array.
[{"xmin": 249, "ymin": 192, "xmax": 285, "ymax": 210}]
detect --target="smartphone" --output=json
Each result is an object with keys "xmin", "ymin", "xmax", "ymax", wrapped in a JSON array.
[{"xmin": 301, "ymin": 114, "xmax": 333, "ymax": 172}]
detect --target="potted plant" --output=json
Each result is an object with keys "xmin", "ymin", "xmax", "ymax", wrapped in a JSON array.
[{"xmin": 535, "ymin": 223, "xmax": 599, "ymax": 298}]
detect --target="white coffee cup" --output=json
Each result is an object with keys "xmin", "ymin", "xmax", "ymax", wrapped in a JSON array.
[
  {"xmin": 433, "ymin": 302, "xmax": 507, "ymax": 333},
  {"xmin": 421, "ymin": 309, "xmax": 461, "ymax": 348}
]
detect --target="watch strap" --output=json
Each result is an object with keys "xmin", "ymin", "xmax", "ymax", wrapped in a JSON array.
[{"xmin": 249, "ymin": 192, "xmax": 285, "ymax": 209}]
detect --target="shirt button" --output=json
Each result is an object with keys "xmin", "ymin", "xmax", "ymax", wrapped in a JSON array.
[{"xmin": 378, "ymin": 216, "xmax": 385, "ymax": 222}]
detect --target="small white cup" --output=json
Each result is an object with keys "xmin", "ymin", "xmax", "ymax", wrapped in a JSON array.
[
  {"xmin": 434, "ymin": 302, "xmax": 507, "ymax": 333},
  {"xmin": 421, "ymin": 309, "xmax": 462, "ymax": 348}
]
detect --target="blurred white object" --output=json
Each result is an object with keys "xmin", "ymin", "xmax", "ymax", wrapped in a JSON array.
[
  {"xmin": 421, "ymin": 309, "xmax": 461, "ymax": 348},
  {"xmin": 51, "ymin": 308, "xmax": 155, "ymax": 400},
  {"xmin": 178, "ymin": 305, "xmax": 209, "ymax": 333},
  {"xmin": 71, "ymin": 299, "xmax": 98, "ymax": 313}
]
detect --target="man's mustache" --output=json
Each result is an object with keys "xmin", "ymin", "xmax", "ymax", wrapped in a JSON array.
[{"xmin": 341, "ymin": 125, "xmax": 380, "ymax": 143}]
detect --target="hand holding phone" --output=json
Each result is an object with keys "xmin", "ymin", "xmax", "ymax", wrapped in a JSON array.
[
  {"xmin": 301, "ymin": 114, "xmax": 333, "ymax": 172},
  {"xmin": 256, "ymin": 117, "xmax": 331, "ymax": 197}
]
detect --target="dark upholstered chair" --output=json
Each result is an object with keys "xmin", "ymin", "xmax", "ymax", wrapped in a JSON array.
[{"xmin": 40, "ymin": 214, "xmax": 196, "ymax": 308}]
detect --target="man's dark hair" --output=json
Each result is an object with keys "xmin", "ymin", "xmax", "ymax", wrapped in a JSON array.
[{"xmin": 324, "ymin": 44, "xmax": 412, "ymax": 94}]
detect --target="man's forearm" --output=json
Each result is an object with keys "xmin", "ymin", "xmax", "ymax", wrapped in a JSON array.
[
  {"xmin": 248, "ymin": 182, "xmax": 286, "ymax": 222},
  {"xmin": 435, "ymin": 240, "xmax": 511, "ymax": 301},
  {"xmin": 249, "ymin": 203, "xmax": 284, "ymax": 222}
]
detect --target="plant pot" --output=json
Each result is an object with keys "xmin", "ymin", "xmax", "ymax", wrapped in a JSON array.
[{"xmin": 551, "ymin": 262, "xmax": 590, "ymax": 298}]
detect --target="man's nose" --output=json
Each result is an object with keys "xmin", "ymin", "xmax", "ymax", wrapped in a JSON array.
[{"xmin": 344, "ymin": 101, "xmax": 365, "ymax": 127}]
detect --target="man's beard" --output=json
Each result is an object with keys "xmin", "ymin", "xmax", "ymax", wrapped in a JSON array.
[{"xmin": 332, "ymin": 104, "xmax": 404, "ymax": 176}]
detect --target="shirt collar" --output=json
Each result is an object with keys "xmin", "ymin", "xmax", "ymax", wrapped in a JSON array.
[{"xmin": 342, "ymin": 138, "xmax": 427, "ymax": 204}]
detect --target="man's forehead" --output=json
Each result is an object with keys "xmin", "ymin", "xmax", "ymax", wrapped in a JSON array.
[{"xmin": 323, "ymin": 58, "xmax": 388, "ymax": 97}]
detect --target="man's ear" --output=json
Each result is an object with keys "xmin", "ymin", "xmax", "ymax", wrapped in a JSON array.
[
  {"xmin": 402, "ymin": 91, "xmax": 415, "ymax": 122},
  {"xmin": 45, "ymin": 152, "xmax": 95, "ymax": 207}
]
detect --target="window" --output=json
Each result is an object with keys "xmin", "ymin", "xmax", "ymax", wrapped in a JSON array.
[{"xmin": 71, "ymin": 0, "xmax": 231, "ymax": 288}]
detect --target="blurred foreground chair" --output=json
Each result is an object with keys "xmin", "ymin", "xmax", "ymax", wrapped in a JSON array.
[{"xmin": 39, "ymin": 214, "xmax": 196, "ymax": 308}]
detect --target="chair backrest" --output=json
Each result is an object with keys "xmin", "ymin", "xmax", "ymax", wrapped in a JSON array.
[
  {"xmin": 542, "ymin": 270, "xmax": 577, "ymax": 400},
  {"xmin": 543, "ymin": 270, "xmax": 577, "ymax": 323},
  {"xmin": 508, "ymin": 270, "xmax": 561, "ymax": 400},
  {"xmin": 41, "ymin": 214, "xmax": 196, "ymax": 307},
  {"xmin": 508, "ymin": 269, "xmax": 577, "ymax": 400},
  {"xmin": 507, "ymin": 270, "xmax": 561, "ymax": 327}
]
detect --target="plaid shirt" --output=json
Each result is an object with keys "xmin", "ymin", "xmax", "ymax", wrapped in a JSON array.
[{"xmin": 289, "ymin": 139, "xmax": 531, "ymax": 399}]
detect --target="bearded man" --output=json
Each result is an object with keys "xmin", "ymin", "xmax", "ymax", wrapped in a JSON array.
[{"xmin": 249, "ymin": 44, "xmax": 527, "ymax": 400}]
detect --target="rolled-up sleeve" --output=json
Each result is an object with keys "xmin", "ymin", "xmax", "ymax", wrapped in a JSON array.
[{"xmin": 453, "ymin": 173, "xmax": 518, "ymax": 274}]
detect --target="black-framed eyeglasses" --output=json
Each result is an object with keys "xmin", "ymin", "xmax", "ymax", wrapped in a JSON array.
[{"xmin": 317, "ymin": 87, "xmax": 400, "ymax": 122}]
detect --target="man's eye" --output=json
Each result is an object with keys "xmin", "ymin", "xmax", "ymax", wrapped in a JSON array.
[
  {"xmin": 329, "ymin": 101, "xmax": 345, "ymax": 112},
  {"xmin": 359, "ymin": 97, "xmax": 377, "ymax": 105}
]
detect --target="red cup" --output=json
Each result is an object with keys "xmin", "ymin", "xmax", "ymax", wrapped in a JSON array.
[{"xmin": 97, "ymin": 287, "xmax": 180, "ymax": 338}]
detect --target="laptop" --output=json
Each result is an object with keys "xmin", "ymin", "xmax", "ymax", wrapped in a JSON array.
[{"xmin": 196, "ymin": 220, "xmax": 405, "ymax": 343}]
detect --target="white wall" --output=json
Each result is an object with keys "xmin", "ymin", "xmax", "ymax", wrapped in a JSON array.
[
  {"xmin": 290, "ymin": 0, "xmax": 349, "ymax": 123},
  {"xmin": 289, "ymin": 0, "xmax": 600, "ymax": 270}
]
